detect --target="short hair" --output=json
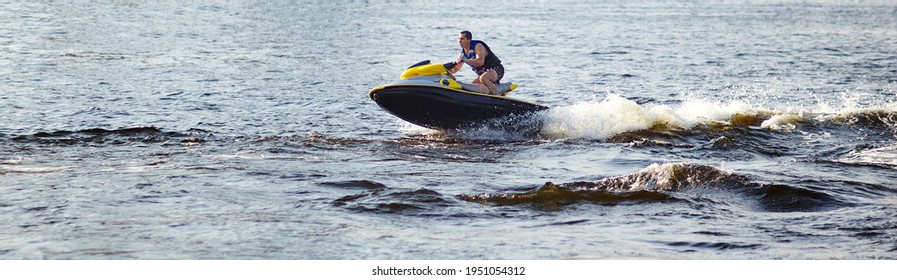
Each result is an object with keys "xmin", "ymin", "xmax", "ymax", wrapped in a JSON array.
[{"xmin": 460, "ymin": 30, "xmax": 472, "ymax": 40}]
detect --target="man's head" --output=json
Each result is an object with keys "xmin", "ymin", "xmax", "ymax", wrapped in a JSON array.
[{"xmin": 458, "ymin": 30, "xmax": 472, "ymax": 48}]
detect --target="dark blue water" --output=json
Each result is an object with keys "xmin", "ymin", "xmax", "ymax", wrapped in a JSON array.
[{"xmin": 2, "ymin": 1, "xmax": 897, "ymax": 259}]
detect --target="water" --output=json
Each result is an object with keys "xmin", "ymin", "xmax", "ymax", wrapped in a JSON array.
[{"xmin": 2, "ymin": 1, "xmax": 897, "ymax": 259}]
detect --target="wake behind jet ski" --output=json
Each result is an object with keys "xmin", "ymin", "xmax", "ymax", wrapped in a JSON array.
[{"xmin": 369, "ymin": 60, "xmax": 549, "ymax": 131}]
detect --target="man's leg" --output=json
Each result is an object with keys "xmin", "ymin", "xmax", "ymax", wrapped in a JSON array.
[
  {"xmin": 480, "ymin": 70, "xmax": 499, "ymax": 95},
  {"xmin": 467, "ymin": 76, "xmax": 490, "ymax": 94}
]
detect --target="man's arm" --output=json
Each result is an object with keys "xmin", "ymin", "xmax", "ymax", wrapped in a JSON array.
[
  {"xmin": 449, "ymin": 53, "xmax": 464, "ymax": 74},
  {"xmin": 464, "ymin": 43, "xmax": 488, "ymax": 67}
]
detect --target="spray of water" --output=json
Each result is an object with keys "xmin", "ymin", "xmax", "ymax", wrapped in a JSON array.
[{"xmin": 392, "ymin": 82, "xmax": 897, "ymax": 143}]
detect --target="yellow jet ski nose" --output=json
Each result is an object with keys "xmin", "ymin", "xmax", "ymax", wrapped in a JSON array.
[{"xmin": 400, "ymin": 62, "xmax": 449, "ymax": 80}]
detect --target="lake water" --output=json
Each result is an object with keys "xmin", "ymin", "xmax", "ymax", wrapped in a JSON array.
[{"xmin": 2, "ymin": 1, "xmax": 897, "ymax": 259}]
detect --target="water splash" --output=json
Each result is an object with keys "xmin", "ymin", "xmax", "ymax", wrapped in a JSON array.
[
  {"xmin": 539, "ymin": 95, "xmax": 757, "ymax": 140},
  {"xmin": 538, "ymin": 94, "xmax": 897, "ymax": 140},
  {"xmin": 761, "ymin": 114, "xmax": 808, "ymax": 130}
]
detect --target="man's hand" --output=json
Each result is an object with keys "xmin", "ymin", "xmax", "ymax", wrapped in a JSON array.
[{"xmin": 443, "ymin": 61, "xmax": 458, "ymax": 71}]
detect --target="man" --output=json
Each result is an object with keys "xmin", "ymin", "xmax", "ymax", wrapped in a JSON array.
[{"xmin": 448, "ymin": 30, "xmax": 505, "ymax": 95}]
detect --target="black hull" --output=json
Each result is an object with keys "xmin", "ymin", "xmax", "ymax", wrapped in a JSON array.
[{"xmin": 370, "ymin": 86, "xmax": 549, "ymax": 130}]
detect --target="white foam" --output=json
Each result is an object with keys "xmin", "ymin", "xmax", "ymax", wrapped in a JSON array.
[
  {"xmin": 1, "ymin": 158, "xmax": 25, "ymax": 165},
  {"xmin": 761, "ymin": 114, "xmax": 806, "ymax": 131},
  {"xmin": 0, "ymin": 166, "xmax": 72, "ymax": 174},
  {"xmin": 539, "ymin": 95, "xmax": 755, "ymax": 140},
  {"xmin": 398, "ymin": 119, "xmax": 437, "ymax": 135},
  {"xmin": 539, "ymin": 95, "xmax": 652, "ymax": 140},
  {"xmin": 839, "ymin": 144, "xmax": 897, "ymax": 168}
]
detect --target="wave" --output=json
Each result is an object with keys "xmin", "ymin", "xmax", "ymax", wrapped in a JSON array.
[
  {"xmin": 822, "ymin": 109, "xmax": 897, "ymax": 129},
  {"xmin": 460, "ymin": 163, "xmax": 743, "ymax": 210},
  {"xmin": 750, "ymin": 183, "xmax": 851, "ymax": 212},
  {"xmin": 322, "ymin": 180, "xmax": 457, "ymax": 215},
  {"xmin": 461, "ymin": 162, "xmax": 852, "ymax": 212},
  {"xmin": 249, "ymin": 132, "xmax": 377, "ymax": 150},
  {"xmin": 663, "ymin": 241, "xmax": 763, "ymax": 251},
  {"xmin": 331, "ymin": 186, "xmax": 455, "ymax": 215},
  {"xmin": 7, "ymin": 126, "xmax": 209, "ymax": 145},
  {"xmin": 460, "ymin": 183, "xmax": 682, "ymax": 211},
  {"xmin": 320, "ymin": 180, "xmax": 388, "ymax": 190},
  {"xmin": 571, "ymin": 162, "xmax": 752, "ymax": 192}
]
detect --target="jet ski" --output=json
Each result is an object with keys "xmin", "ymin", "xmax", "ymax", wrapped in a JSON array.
[{"xmin": 369, "ymin": 60, "xmax": 549, "ymax": 130}]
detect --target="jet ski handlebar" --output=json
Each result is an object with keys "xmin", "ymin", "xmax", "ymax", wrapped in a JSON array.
[{"xmin": 442, "ymin": 61, "xmax": 458, "ymax": 71}]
